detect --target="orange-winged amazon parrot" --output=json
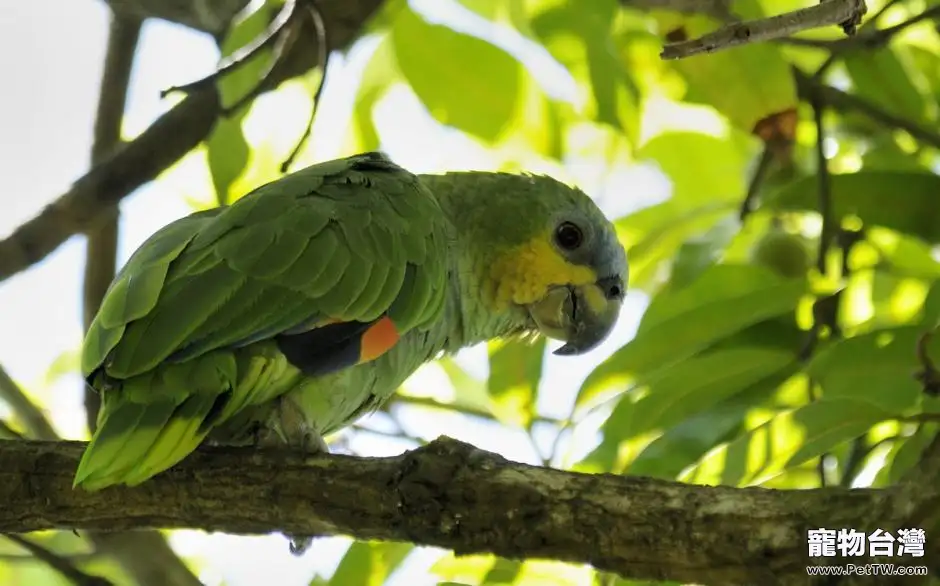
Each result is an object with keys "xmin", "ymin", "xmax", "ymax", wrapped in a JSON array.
[{"xmin": 75, "ymin": 152, "xmax": 627, "ymax": 546}]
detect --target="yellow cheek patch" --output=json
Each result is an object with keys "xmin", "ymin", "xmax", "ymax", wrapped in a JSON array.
[{"xmin": 487, "ymin": 236, "xmax": 596, "ymax": 309}]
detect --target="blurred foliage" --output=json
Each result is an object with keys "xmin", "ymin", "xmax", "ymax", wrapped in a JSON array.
[{"xmin": 9, "ymin": 0, "xmax": 940, "ymax": 584}]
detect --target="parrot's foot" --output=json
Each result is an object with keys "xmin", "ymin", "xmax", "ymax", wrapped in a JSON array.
[
  {"xmin": 253, "ymin": 398, "xmax": 325, "ymax": 556},
  {"xmin": 287, "ymin": 535, "xmax": 315, "ymax": 556},
  {"xmin": 254, "ymin": 396, "xmax": 328, "ymax": 454}
]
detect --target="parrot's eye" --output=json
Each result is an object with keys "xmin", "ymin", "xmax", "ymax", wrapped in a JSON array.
[{"xmin": 555, "ymin": 222, "xmax": 583, "ymax": 251}]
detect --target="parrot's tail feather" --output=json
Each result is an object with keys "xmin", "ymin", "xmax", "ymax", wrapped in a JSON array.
[
  {"xmin": 74, "ymin": 392, "xmax": 231, "ymax": 490},
  {"xmin": 122, "ymin": 393, "xmax": 222, "ymax": 486},
  {"xmin": 73, "ymin": 400, "xmax": 176, "ymax": 490}
]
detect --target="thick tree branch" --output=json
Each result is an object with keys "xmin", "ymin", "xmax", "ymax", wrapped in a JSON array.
[
  {"xmin": 101, "ymin": 0, "xmax": 249, "ymax": 36},
  {"xmin": 0, "ymin": 0, "xmax": 385, "ymax": 285},
  {"xmin": 0, "ymin": 364, "xmax": 202, "ymax": 586},
  {"xmin": 2, "ymin": 438, "xmax": 934, "ymax": 586}
]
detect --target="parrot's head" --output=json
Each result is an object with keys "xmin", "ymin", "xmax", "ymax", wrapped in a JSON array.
[
  {"xmin": 428, "ymin": 172, "xmax": 628, "ymax": 356},
  {"xmin": 512, "ymin": 183, "xmax": 628, "ymax": 356}
]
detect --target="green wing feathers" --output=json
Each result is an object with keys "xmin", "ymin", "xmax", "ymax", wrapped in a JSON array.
[{"xmin": 76, "ymin": 152, "xmax": 450, "ymax": 490}]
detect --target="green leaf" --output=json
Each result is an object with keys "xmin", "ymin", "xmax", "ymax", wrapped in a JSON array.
[
  {"xmin": 921, "ymin": 279, "xmax": 940, "ymax": 328},
  {"xmin": 623, "ymin": 347, "xmax": 798, "ymax": 439},
  {"xmin": 861, "ymin": 136, "xmax": 928, "ymax": 172},
  {"xmin": 42, "ymin": 347, "xmax": 80, "ymax": 388},
  {"xmin": 807, "ymin": 326, "xmax": 927, "ymax": 414},
  {"xmin": 763, "ymin": 171, "xmax": 940, "ymax": 244},
  {"xmin": 216, "ymin": 4, "xmax": 278, "ymax": 109},
  {"xmin": 625, "ymin": 367, "xmax": 794, "ymax": 479},
  {"xmin": 487, "ymin": 338, "xmax": 546, "ymax": 428},
  {"xmin": 667, "ymin": 213, "xmax": 738, "ymax": 290},
  {"xmin": 907, "ymin": 44, "xmax": 940, "ymax": 105},
  {"xmin": 886, "ymin": 424, "xmax": 938, "ymax": 484},
  {"xmin": 617, "ymin": 200, "xmax": 736, "ymax": 291},
  {"xmin": 437, "ymin": 357, "xmax": 496, "ymax": 414},
  {"xmin": 206, "ymin": 118, "xmax": 250, "ymax": 206},
  {"xmin": 576, "ymin": 264, "xmax": 807, "ymax": 410},
  {"xmin": 636, "ymin": 132, "xmax": 753, "ymax": 204},
  {"xmin": 328, "ymin": 540, "xmax": 412, "ymax": 586},
  {"xmin": 682, "ymin": 398, "xmax": 895, "ymax": 486},
  {"xmin": 844, "ymin": 46, "xmax": 932, "ymax": 126},
  {"xmin": 579, "ymin": 318, "xmax": 803, "ymax": 474},
  {"xmin": 482, "ymin": 558, "xmax": 522, "ymax": 584},
  {"xmin": 352, "ymin": 35, "xmax": 399, "ymax": 152},
  {"xmin": 868, "ymin": 228, "xmax": 940, "ymax": 281},
  {"xmin": 653, "ymin": 14, "xmax": 797, "ymax": 136},
  {"xmin": 391, "ymin": 6, "xmax": 522, "ymax": 141},
  {"xmin": 204, "ymin": 3, "xmax": 275, "ymax": 205},
  {"xmin": 456, "ymin": 0, "xmax": 501, "ymax": 19},
  {"xmin": 432, "ymin": 553, "xmax": 496, "ymax": 584},
  {"xmin": 530, "ymin": 0, "xmax": 640, "ymax": 141}
]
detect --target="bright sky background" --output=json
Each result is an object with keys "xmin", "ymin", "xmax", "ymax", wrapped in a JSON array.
[{"xmin": 0, "ymin": 1, "xmax": 683, "ymax": 584}]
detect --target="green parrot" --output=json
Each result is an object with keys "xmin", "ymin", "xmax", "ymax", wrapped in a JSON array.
[{"xmin": 75, "ymin": 151, "xmax": 627, "ymax": 515}]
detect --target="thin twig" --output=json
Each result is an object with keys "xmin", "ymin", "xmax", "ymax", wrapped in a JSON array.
[
  {"xmin": 835, "ymin": 3, "xmax": 940, "ymax": 51},
  {"xmin": 914, "ymin": 330, "xmax": 940, "ymax": 396},
  {"xmin": 839, "ymin": 433, "xmax": 903, "ymax": 488},
  {"xmin": 349, "ymin": 423, "xmax": 427, "ymax": 445},
  {"xmin": 794, "ymin": 68, "xmax": 940, "ymax": 150},
  {"xmin": 98, "ymin": 0, "xmax": 245, "ymax": 35},
  {"xmin": 661, "ymin": 0, "xmax": 868, "ymax": 59},
  {"xmin": 0, "ymin": 551, "xmax": 98, "ymax": 562},
  {"xmin": 83, "ymin": 15, "xmax": 141, "ymax": 433},
  {"xmin": 160, "ymin": 0, "xmax": 299, "ymax": 98},
  {"xmin": 0, "ymin": 0, "xmax": 384, "ymax": 284},
  {"xmin": 810, "ymin": 90, "xmax": 833, "ymax": 275},
  {"xmin": 0, "ymin": 363, "xmax": 56, "ymax": 440},
  {"xmin": 545, "ymin": 418, "xmax": 574, "ymax": 468},
  {"xmin": 4, "ymin": 534, "xmax": 113, "ymax": 586},
  {"xmin": 813, "ymin": 0, "xmax": 922, "ymax": 79},
  {"xmin": 0, "ymin": 419, "xmax": 22, "ymax": 439},
  {"xmin": 739, "ymin": 143, "xmax": 775, "ymax": 222},
  {"xmin": 388, "ymin": 394, "xmax": 564, "ymax": 426},
  {"xmin": 281, "ymin": 0, "xmax": 330, "ymax": 173}
]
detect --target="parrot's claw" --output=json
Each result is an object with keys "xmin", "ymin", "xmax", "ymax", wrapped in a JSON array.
[
  {"xmin": 255, "ymin": 397, "xmax": 328, "ymax": 455},
  {"xmin": 287, "ymin": 535, "xmax": 314, "ymax": 556}
]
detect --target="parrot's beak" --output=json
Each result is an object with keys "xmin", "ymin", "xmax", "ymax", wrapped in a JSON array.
[{"xmin": 528, "ymin": 276, "xmax": 624, "ymax": 356}]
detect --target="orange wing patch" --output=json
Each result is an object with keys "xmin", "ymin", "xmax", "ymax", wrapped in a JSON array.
[{"xmin": 359, "ymin": 315, "xmax": 400, "ymax": 362}]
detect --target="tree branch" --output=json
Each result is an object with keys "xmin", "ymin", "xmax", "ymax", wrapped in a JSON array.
[
  {"xmin": 0, "ymin": 363, "xmax": 57, "ymax": 440},
  {"xmin": 660, "ymin": 0, "xmax": 868, "ymax": 59},
  {"xmin": 84, "ymin": 14, "xmax": 141, "ymax": 432},
  {"xmin": 0, "ymin": 0, "xmax": 385, "ymax": 285},
  {"xmin": 72, "ymin": 15, "xmax": 207, "ymax": 586},
  {"xmin": 2, "ymin": 534, "xmax": 113, "ymax": 586},
  {"xmin": 2, "ymin": 438, "xmax": 934, "ymax": 585},
  {"xmin": 792, "ymin": 68, "xmax": 940, "ymax": 151},
  {"xmin": 101, "ymin": 0, "xmax": 249, "ymax": 36},
  {"xmin": 0, "ymin": 363, "xmax": 202, "ymax": 586}
]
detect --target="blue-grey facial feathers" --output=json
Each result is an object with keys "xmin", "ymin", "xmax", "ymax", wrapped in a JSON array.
[{"xmin": 592, "ymin": 224, "xmax": 628, "ymax": 290}]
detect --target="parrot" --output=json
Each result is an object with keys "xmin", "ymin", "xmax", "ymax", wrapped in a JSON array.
[{"xmin": 74, "ymin": 152, "xmax": 627, "ymax": 545}]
